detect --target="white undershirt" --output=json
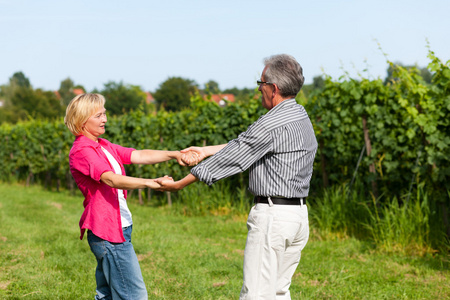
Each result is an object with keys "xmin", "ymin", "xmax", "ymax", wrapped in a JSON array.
[{"xmin": 101, "ymin": 146, "xmax": 133, "ymax": 228}]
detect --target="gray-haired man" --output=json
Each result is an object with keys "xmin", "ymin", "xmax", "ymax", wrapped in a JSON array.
[{"xmin": 157, "ymin": 54, "xmax": 318, "ymax": 300}]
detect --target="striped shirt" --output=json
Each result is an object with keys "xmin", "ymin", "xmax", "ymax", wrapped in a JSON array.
[{"xmin": 191, "ymin": 98, "xmax": 318, "ymax": 198}]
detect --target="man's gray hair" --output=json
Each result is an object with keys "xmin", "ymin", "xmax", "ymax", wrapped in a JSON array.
[{"xmin": 263, "ymin": 54, "xmax": 304, "ymax": 98}]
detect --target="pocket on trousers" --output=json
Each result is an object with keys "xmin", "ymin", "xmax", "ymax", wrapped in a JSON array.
[
  {"xmin": 270, "ymin": 218, "xmax": 301, "ymax": 251},
  {"xmin": 87, "ymin": 232, "xmax": 107, "ymax": 260},
  {"xmin": 245, "ymin": 207, "xmax": 265, "ymax": 248}
]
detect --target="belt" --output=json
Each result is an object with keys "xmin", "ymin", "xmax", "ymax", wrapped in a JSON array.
[{"xmin": 254, "ymin": 196, "xmax": 306, "ymax": 205}]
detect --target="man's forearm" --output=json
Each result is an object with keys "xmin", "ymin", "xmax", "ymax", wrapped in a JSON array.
[
  {"xmin": 154, "ymin": 173, "xmax": 199, "ymax": 192},
  {"xmin": 177, "ymin": 173, "xmax": 199, "ymax": 189},
  {"xmin": 204, "ymin": 144, "xmax": 227, "ymax": 157}
]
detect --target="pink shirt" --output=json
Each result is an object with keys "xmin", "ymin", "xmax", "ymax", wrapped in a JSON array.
[{"xmin": 69, "ymin": 135, "xmax": 135, "ymax": 243}]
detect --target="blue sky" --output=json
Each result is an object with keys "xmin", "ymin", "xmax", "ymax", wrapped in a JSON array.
[{"xmin": 1, "ymin": 0, "xmax": 449, "ymax": 92}]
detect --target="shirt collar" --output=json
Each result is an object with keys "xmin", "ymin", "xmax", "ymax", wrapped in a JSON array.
[
  {"xmin": 266, "ymin": 98, "xmax": 296, "ymax": 116},
  {"xmin": 74, "ymin": 135, "xmax": 107, "ymax": 148}
]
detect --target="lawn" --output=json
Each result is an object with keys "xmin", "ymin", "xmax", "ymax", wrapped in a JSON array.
[{"xmin": 0, "ymin": 183, "xmax": 448, "ymax": 299}]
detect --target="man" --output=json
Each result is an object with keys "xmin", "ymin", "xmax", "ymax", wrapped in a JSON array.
[{"xmin": 156, "ymin": 54, "xmax": 318, "ymax": 300}]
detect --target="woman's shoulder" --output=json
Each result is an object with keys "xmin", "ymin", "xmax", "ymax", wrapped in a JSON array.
[{"xmin": 70, "ymin": 136, "xmax": 101, "ymax": 157}]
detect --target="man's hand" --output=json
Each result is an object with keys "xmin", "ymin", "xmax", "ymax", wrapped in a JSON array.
[
  {"xmin": 173, "ymin": 151, "xmax": 188, "ymax": 167},
  {"xmin": 175, "ymin": 150, "xmax": 201, "ymax": 167},
  {"xmin": 181, "ymin": 147, "xmax": 207, "ymax": 166}
]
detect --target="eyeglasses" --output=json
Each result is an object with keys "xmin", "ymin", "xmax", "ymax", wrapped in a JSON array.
[{"xmin": 257, "ymin": 80, "xmax": 274, "ymax": 86}]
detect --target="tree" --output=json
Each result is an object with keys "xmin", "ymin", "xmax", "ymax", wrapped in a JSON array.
[
  {"xmin": 99, "ymin": 81, "xmax": 147, "ymax": 115},
  {"xmin": 10, "ymin": 71, "xmax": 31, "ymax": 89},
  {"xmin": 222, "ymin": 86, "xmax": 258, "ymax": 103},
  {"xmin": 384, "ymin": 62, "xmax": 432, "ymax": 84},
  {"xmin": 153, "ymin": 77, "xmax": 198, "ymax": 111},
  {"xmin": 0, "ymin": 71, "xmax": 65, "ymax": 124},
  {"xmin": 0, "ymin": 72, "xmax": 33, "ymax": 123},
  {"xmin": 1, "ymin": 72, "xmax": 32, "ymax": 103},
  {"xmin": 298, "ymin": 75, "xmax": 325, "ymax": 99},
  {"xmin": 58, "ymin": 78, "xmax": 76, "ymax": 106},
  {"xmin": 312, "ymin": 76, "xmax": 325, "ymax": 89},
  {"xmin": 0, "ymin": 87, "xmax": 64, "ymax": 123},
  {"xmin": 204, "ymin": 80, "xmax": 220, "ymax": 94}
]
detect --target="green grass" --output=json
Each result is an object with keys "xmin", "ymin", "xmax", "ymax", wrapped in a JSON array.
[
  {"xmin": 308, "ymin": 183, "xmax": 449, "ymax": 255},
  {"xmin": 0, "ymin": 183, "xmax": 449, "ymax": 299}
]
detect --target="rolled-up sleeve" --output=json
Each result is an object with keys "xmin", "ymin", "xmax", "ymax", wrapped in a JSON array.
[
  {"xmin": 191, "ymin": 121, "xmax": 273, "ymax": 185},
  {"xmin": 108, "ymin": 142, "xmax": 135, "ymax": 165}
]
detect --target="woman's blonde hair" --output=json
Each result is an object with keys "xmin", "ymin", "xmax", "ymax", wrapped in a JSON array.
[{"xmin": 64, "ymin": 93, "xmax": 106, "ymax": 136}]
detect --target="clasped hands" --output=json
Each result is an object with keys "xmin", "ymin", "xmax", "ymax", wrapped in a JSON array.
[{"xmin": 154, "ymin": 147, "xmax": 205, "ymax": 192}]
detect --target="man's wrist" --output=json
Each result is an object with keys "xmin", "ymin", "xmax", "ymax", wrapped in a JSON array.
[
  {"xmin": 204, "ymin": 146, "xmax": 213, "ymax": 157},
  {"xmin": 169, "ymin": 151, "xmax": 181, "ymax": 160}
]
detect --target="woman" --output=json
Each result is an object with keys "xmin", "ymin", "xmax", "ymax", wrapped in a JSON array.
[{"xmin": 64, "ymin": 93, "xmax": 183, "ymax": 299}]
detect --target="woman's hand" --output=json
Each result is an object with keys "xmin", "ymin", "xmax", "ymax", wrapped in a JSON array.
[{"xmin": 153, "ymin": 177, "xmax": 181, "ymax": 192}]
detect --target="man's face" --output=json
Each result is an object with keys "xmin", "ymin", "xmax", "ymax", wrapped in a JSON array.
[{"xmin": 258, "ymin": 66, "xmax": 274, "ymax": 110}]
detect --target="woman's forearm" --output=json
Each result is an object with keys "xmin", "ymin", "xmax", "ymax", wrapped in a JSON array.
[
  {"xmin": 130, "ymin": 150, "xmax": 181, "ymax": 165},
  {"xmin": 100, "ymin": 171, "xmax": 160, "ymax": 190}
]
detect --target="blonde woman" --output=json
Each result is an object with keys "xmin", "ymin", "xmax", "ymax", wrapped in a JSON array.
[{"xmin": 65, "ymin": 93, "xmax": 187, "ymax": 299}]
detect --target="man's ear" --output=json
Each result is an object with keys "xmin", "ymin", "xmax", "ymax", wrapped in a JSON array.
[{"xmin": 272, "ymin": 84, "xmax": 279, "ymax": 97}]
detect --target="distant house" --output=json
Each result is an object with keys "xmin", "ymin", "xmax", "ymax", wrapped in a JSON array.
[
  {"xmin": 145, "ymin": 92, "xmax": 155, "ymax": 104},
  {"xmin": 54, "ymin": 88, "xmax": 85, "ymax": 100},
  {"xmin": 205, "ymin": 94, "xmax": 235, "ymax": 107},
  {"xmin": 72, "ymin": 88, "xmax": 84, "ymax": 95}
]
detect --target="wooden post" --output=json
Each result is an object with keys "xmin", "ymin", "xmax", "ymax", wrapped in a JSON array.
[
  {"xmin": 147, "ymin": 188, "xmax": 151, "ymax": 202},
  {"xmin": 138, "ymin": 189, "xmax": 143, "ymax": 205},
  {"xmin": 66, "ymin": 171, "xmax": 75, "ymax": 196},
  {"xmin": 26, "ymin": 172, "xmax": 33, "ymax": 187},
  {"xmin": 362, "ymin": 116, "xmax": 378, "ymax": 198},
  {"xmin": 317, "ymin": 117, "xmax": 329, "ymax": 188},
  {"xmin": 45, "ymin": 171, "xmax": 51, "ymax": 190},
  {"xmin": 166, "ymin": 191, "xmax": 172, "ymax": 207},
  {"xmin": 138, "ymin": 165, "xmax": 143, "ymax": 205},
  {"xmin": 319, "ymin": 139, "xmax": 329, "ymax": 188},
  {"xmin": 441, "ymin": 202, "xmax": 450, "ymax": 237}
]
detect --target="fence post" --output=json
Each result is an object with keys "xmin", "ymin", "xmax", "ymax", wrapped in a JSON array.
[
  {"xmin": 362, "ymin": 116, "xmax": 378, "ymax": 199},
  {"xmin": 348, "ymin": 144, "xmax": 366, "ymax": 196},
  {"xmin": 139, "ymin": 189, "xmax": 143, "ymax": 205},
  {"xmin": 166, "ymin": 191, "xmax": 172, "ymax": 207}
]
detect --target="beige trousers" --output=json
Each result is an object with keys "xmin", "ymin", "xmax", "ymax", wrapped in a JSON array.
[{"xmin": 240, "ymin": 202, "xmax": 309, "ymax": 300}]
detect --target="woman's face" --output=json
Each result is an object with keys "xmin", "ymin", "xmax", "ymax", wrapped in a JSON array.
[{"xmin": 82, "ymin": 106, "xmax": 107, "ymax": 141}]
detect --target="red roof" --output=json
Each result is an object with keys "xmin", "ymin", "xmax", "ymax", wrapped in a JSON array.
[
  {"xmin": 73, "ymin": 88, "xmax": 84, "ymax": 95},
  {"xmin": 207, "ymin": 94, "xmax": 235, "ymax": 106},
  {"xmin": 145, "ymin": 92, "xmax": 155, "ymax": 103}
]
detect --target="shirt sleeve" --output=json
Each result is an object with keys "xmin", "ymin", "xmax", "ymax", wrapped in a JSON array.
[
  {"xmin": 70, "ymin": 147, "xmax": 113, "ymax": 182},
  {"xmin": 191, "ymin": 120, "xmax": 273, "ymax": 185},
  {"xmin": 107, "ymin": 142, "xmax": 135, "ymax": 165}
]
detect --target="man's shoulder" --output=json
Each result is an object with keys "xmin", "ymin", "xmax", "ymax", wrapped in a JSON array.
[{"xmin": 259, "ymin": 101, "xmax": 309, "ymax": 130}]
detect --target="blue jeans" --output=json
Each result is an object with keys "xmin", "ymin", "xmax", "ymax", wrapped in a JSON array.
[{"xmin": 87, "ymin": 226, "xmax": 148, "ymax": 300}]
